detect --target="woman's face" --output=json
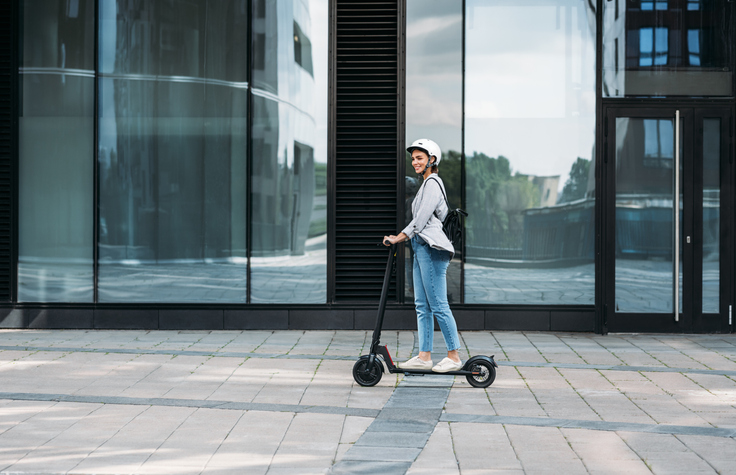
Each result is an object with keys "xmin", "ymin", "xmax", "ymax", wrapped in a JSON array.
[{"xmin": 411, "ymin": 150, "xmax": 431, "ymax": 174}]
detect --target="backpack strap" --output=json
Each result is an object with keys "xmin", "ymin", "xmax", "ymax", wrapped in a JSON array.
[{"xmin": 426, "ymin": 176, "xmax": 450, "ymax": 209}]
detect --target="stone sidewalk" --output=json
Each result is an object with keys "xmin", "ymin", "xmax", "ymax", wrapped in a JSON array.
[{"xmin": 0, "ymin": 330, "xmax": 734, "ymax": 474}]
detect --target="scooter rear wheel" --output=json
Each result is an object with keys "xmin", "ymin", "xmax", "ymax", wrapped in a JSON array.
[
  {"xmin": 466, "ymin": 359, "xmax": 496, "ymax": 388},
  {"xmin": 352, "ymin": 356, "xmax": 383, "ymax": 387}
]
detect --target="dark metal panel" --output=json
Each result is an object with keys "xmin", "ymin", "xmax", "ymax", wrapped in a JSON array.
[
  {"xmin": 159, "ymin": 309, "xmax": 224, "ymax": 330},
  {"xmin": 288, "ymin": 309, "xmax": 354, "ymax": 330},
  {"xmin": 0, "ymin": 0, "xmax": 16, "ymax": 303},
  {"xmin": 460, "ymin": 0, "xmax": 467, "ymax": 305},
  {"xmin": 354, "ymin": 307, "xmax": 415, "ymax": 330},
  {"xmin": 485, "ymin": 310, "xmax": 550, "ymax": 331},
  {"xmin": 551, "ymin": 310, "xmax": 596, "ymax": 332},
  {"xmin": 26, "ymin": 309, "xmax": 95, "ymax": 329},
  {"xmin": 93, "ymin": 0, "xmax": 99, "ymax": 302},
  {"xmin": 396, "ymin": 0, "xmax": 406, "ymax": 304},
  {"xmin": 327, "ymin": 0, "xmax": 337, "ymax": 303},
  {"xmin": 94, "ymin": 309, "xmax": 158, "ymax": 330},
  {"xmin": 334, "ymin": 0, "xmax": 400, "ymax": 302},
  {"xmin": 595, "ymin": 0, "xmax": 604, "ymax": 334},
  {"xmin": 225, "ymin": 309, "xmax": 289, "ymax": 330}
]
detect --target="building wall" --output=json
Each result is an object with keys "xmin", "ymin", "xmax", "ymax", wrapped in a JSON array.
[{"xmin": 0, "ymin": 0, "xmax": 734, "ymax": 333}]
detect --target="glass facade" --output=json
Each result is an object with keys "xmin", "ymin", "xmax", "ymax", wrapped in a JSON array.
[
  {"xmin": 603, "ymin": 0, "xmax": 733, "ymax": 96},
  {"xmin": 405, "ymin": 0, "xmax": 462, "ymax": 303},
  {"xmin": 250, "ymin": 0, "xmax": 328, "ymax": 303},
  {"xmin": 11, "ymin": 0, "xmax": 735, "ymax": 331},
  {"xmin": 464, "ymin": 0, "xmax": 597, "ymax": 305},
  {"xmin": 614, "ymin": 116, "xmax": 679, "ymax": 313},
  {"xmin": 702, "ymin": 118, "xmax": 720, "ymax": 314},
  {"xmin": 18, "ymin": 0, "xmax": 95, "ymax": 302},
  {"xmin": 19, "ymin": 0, "xmax": 327, "ymax": 303},
  {"xmin": 98, "ymin": 0, "xmax": 250, "ymax": 302}
]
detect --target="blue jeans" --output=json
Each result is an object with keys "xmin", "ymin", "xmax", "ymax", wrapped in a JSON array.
[{"xmin": 411, "ymin": 236, "xmax": 461, "ymax": 353}]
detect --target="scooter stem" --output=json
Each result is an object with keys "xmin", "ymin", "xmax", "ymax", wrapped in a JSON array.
[{"xmin": 370, "ymin": 242, "xmax": 397, "ymax": 354}]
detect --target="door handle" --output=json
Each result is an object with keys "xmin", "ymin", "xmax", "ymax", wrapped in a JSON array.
[{"xmin": 674, "ymin": 110, "xmax": 680, "ymax": 322}]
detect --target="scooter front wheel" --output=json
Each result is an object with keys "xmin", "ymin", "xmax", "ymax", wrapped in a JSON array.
[
  {"xmin": 465, "ymin": 359, "xmax": 496, "ymax": 388},
  {"xmin": 352, "ymin": 356, "xmax": 383, "ymax": 387}
]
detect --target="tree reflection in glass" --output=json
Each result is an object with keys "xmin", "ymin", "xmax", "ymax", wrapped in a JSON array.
[{"xmin": 464, "ymin": 0, "xmax": 597, "ymax": 305}]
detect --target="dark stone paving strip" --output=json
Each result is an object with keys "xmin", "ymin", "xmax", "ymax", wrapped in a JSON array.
[
  {"xmin": 0, "ymin": 392, "xmax": 379, "ymax": 418},
  {"xmin": 3, "ymin": 391, "xmax": 734, "ymax": 441},
  {"xmin": 496, "ymin": 360, "xmax": 736, "ymax": 377},
  {"xmin": 3, "ymin": 345, "xmax": 736, "ymax": 376},
  {"xmin": 331, "ymin": 375, "xmax": 453, "ymax": 475},
  {"xmin": 0, "ymin": 345, "xmax": 349, "ymax": 361},
  {"xmin": 440, "ymin": 413, "xmax": 736, "ymax": 439}
]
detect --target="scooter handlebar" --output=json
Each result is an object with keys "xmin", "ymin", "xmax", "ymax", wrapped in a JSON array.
[{"xmin": 379, "ymin": 240, "xmax": 405, "ymax": 247}]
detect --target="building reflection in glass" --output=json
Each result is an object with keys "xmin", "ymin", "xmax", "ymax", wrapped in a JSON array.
[
  {"xmin": 18, "ymin": 0, "xmax": 95, "ymax": 302},
  {"xmin": 702, "ymin": 118, "xmax": 720, "ymax": 314},
  {"xmin": 98, "ymin": 0, "xmax": 250, "ymax": 302},
  {"xmin": 250, "ymin": 0, "xmax": 327, "ymax": 303},
  {"xmin": 603, "ymin": 0, "xmax": 732, "ymax": 97},
  {"xmin": 464, "ymin": 0, "xmax": 597, "ymax": 305},
  {"xmin": 97, "ymin": 0, "xmax": 327, "ymax": 303},
  {"xmin": 614, "ymin": 117, "xmax": 677, "ymax": 313}
]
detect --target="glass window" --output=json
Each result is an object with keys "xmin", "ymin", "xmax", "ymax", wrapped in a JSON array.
[
  {"xmin": 97, "ymin": 0, "xmax": 250, "ymax": 302},
  {"xmin": 688, "ymin": 29, "xmax": 701, "ymax": 65},
  {"xmin": 643, "ymin": 119, "xmax": 674, "ymax": 160},
  {"xmin": 405, "ymin": 0, "xmax": 463, "ymax": 303},
  {"xmin": 702, "ymin": 118, "xmax": 720, "ymax": 314},
  {"xmin": 641, "ymin": 1, "xmax": 669, "ymax": 11},
  {"xmin": 250, "ymin": 0, "xmax": 328, "ymax": 303},
  {"xmin": 638, "ymin": 27, "xmax": 668, "ymax": 66},
  {"xmin": 464, "ymin": 0, "xmax": 596, "ymax": 305},
  {"xmin": 604, "ymin": 0, "xmax": 733, "ymax": 96},
  {"xmin": 614, "ymin": 117, "xmax": 679, "ymax": 313},
  {"xmin": 18, "ymin": 0, "xmax": 95, "ymax": 302}
]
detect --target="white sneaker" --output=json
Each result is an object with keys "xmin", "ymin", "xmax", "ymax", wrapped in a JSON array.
[
  {"xmin": 398, "ymin": 355, "xmax": 433, "ymax": 370},
  {"xmin": 432, "ymin": 357, "xmax": 463, "ymax": 373}
]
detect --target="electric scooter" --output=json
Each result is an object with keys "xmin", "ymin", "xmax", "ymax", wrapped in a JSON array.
[{"xmin": 352, "ymin": 241, "xmax": 498, "ymax": 388}]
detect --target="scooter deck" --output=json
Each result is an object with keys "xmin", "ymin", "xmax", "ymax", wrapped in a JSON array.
[{"xmin": 391, "ymin": 368, "xmax": 476, "ymax": 376}]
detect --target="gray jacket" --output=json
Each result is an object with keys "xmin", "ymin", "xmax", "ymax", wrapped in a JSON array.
[{"xmin": 401, "ymin": 174, "xmax": 455, "ymax": 255}]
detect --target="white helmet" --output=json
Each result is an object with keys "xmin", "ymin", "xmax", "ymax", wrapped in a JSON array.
[{"xmin": 407, "ymin": 138, "xmax": 442, "ymax": 167}]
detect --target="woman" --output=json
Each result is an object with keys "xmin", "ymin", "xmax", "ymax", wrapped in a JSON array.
[{"xmin": 383, "ymin": 139, "xmax": 462, "ymax": 373}]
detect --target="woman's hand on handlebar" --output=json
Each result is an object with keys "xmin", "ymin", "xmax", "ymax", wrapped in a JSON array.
[{"xmin": 383, "ymin": 233, "xmax": 407, "ymax": 246}]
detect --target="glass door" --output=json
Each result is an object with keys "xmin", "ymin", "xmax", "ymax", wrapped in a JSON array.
[{"xmin": 603, "ymin": 106, "xmax": 732, "ymax": 332}]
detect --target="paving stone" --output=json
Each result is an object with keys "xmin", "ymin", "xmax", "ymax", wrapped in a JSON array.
[
  {"xmin": 340, "ymin": 446, "xmax": 421, "ymax": 463},
  {"xmin": 140, "ymin": 408, "xmax": 241, "ymax": 471},
  {"xmin": 444, "ymin": 385, "xmax": 495, "ymax": 415},
  {"xmin": 355, "ymin": 431, "xmax": 430, "ymax": 448},
  {"xmin": 376, "ymin": 407, "xmax": 443, "ymax": 424},
  {"xmin": 338, "ymin": 416, "xmax": 374, "ymax": 445},
  {"xmin": 561, "ymin": 427, "xmax": 650, "ymax": 473},
  {"xmin": 205, "ymin": 410, "xmax": 293, "ymax": 471},
  {"xmin": 450, "ymin": 422, "xmax": 522, "ymax": 471},
  {"xmin": 406, "ymin": 423, "xmax": 459, "ymax": 475},
  {"xmin": 268, "ymin": 413, "xmax": 344, "ymax": 469},
  {"xmin": 366, "ymin": 419, "xmax": 438, "ymax": 434},
  {"xmin": 675, "ymin": 434, "xmax": 736, "ymax": 475},
  {"xmin": 299, "ymin": 359, "xmax": 355, "ymax": 407},
  {"xmin": 330, "ymin": 460, "xmax": 413, "ymax": 475}
]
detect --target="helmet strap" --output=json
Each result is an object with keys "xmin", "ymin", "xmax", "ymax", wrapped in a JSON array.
[{"xmin": 423, "ymin": 157, "xmax": 436, "ymax": 173}]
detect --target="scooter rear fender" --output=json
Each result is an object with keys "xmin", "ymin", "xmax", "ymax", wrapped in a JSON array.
[{"xmin": 463, "ymin": 355, "xmax": 498, "ymax": 370}]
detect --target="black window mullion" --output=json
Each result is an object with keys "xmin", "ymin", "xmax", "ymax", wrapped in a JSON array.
[{"xmin": 93, "ymin": 0, "xmax": 100, "ymax": 304}]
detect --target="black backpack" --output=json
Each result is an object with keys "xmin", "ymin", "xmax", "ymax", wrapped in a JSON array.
[{"xmin": 427, "ymin": 178, "xmax": 468, "ymax": 245}]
